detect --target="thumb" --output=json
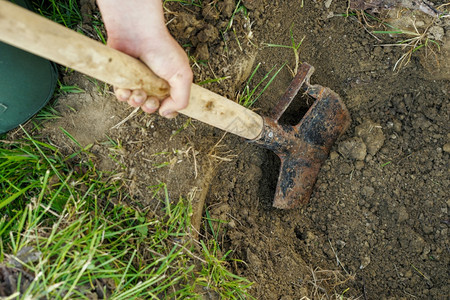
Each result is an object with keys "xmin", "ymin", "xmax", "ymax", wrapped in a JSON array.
[{"xmin": 158, "ymin": 68, "xmax": 193, "ymax": 117}]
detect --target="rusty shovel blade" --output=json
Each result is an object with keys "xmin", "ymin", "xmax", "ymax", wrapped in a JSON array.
[{"xmin": 253, "ymin": 63, "xmax": 350, "ymax": 209}]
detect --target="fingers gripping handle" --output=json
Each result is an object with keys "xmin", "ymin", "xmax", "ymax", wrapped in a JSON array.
[
  {"xmin": 0, "ymin": 1, "xmax": 263, "ymax": 140},
  {"xmin": 0, "ymin": 1, "xmax": 169, "ymax": 98}
]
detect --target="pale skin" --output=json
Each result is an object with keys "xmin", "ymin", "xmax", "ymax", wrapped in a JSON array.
[{"xmin": 96, "ymin": 0, "xmax": 193, "ymax": 118}]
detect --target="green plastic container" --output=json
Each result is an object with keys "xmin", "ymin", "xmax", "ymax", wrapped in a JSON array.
[{"xmin": 0, "ymin": 0, "xmax": 58, "ymax": 134}]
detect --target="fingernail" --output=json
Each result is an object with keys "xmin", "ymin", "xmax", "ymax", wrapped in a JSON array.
[
  {"xmin": 134, "ymin": 95, "xmax": 145, "ymax": 104},
  {"xmin": 144, "ymin": 98, "xmax": 159, "ymax": 110},
  {"xmin": 161, "ymin": 110, "xmax": 177, "ymax": 119},
  {"xmin": 116, "ymin": 89, "xmax": 130, "ymax": 101}
]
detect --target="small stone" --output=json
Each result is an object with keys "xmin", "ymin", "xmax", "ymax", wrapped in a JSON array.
[
  {"xmin": 443, "ymin": 143, "xmax": 450, "ymax": 153},
  {"xmin": 397, "ymin": 206, "xmax": 409, "ymax": 223},
  {"xmin": 361, "ymin": 185, "xmax": 375, "ymax": 197},
  {"xmin": 393, "ymin": 119, "xmax": 402, "ymax": 132},
  {"xmin": 428, "ymin": 26, "xmax": 445, "ymax": 41},
  {"xmin": 202, "ymin": 5, "xmax": 219, "ymax": 20},
  {"xmin": 242, "ymin": 0, "xmax": 262, "ymax": 10},
  {"xmin": 355, "ymin": 160, "xmax": 365, "ymax": 170},
  {"xmin": 340, "ymin": 162, "xmax": 353, "ymax": 175},
  {"xmin": 323, "ymin": 244, "xmax": 334, "ymax": 258},
  {"xmin": 416, "ymin": 20, "xmax": 425, "ymax": 27},
  {"xmin": 338, "ymin": 137, "xmax": 367, "ymax": 160},
  {"xmin": 410, "ymin": 236, "xmax": 425, "ymax": 254},
  {"xmin": 355, "ymin": 119, "xmax": 385, "ymax": 156},
  {"xmin": 422, "ymin": 224, "xmax": 433, "ymax": 235},
  {"xmin": 336, "ymin": 240, "xmax": 346, "ymax": 249},
  {"xmin": 319, "ymin": 182, "xmax": 328, "ymax": 191},
  {"xmin": 360, "ymin": 255, "xmax": 371, "ymax": 269},
  {"xmin": 194, "ymin": 43, "xmax": 210, "ymax": 60},
  {"xmin": 329, "ymin": 151, "xmax": 339, "ymax": 160},
  {"xmin": 218, "ymin": 0, "xmax": 235, "ymax": 17},
  {"xmin": 197, "ymin": 24, "xmax": 219, "ymax": 43},
  {"xmin": 228, "ymin": 220, "xmax": 236, "ymax": 228},
  {"xmin": 86, "ymin": 292, "xmax": 98, "ymax": 300}
]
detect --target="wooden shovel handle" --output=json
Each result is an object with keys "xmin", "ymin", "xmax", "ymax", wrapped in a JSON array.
[{"xmin": 0, "ymin": 1, "xmax": 263, "ymax": 140}]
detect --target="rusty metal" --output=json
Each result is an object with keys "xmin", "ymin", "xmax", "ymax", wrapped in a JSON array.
[{"xmin": 252, "ymin": 63, "xmax": 351, "ymax": 209}]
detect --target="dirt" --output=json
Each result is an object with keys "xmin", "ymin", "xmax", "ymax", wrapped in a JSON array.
[{"xmin": 11, "ymin": 0, "xmax": 449, "ymax": 299}]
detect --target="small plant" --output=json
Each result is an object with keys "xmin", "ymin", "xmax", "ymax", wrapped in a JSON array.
[
  {"xmin": 93, "ymin": 23, "xmax": 107, "ymax": 44},
  {"xmin": 352, "ymin": 10, "xmax": 446, "ymax": 71},
  {"xmin": 56, "ymin": 80, "xmax": 85, "ymax": 95},
  {"xmin": 198, "ymin": 210, "xmax": 255, "ymax": 299},
  {"xmin": 238, "ymin": 63, "xmax": 285, "ymax": 108},
  {"xmin": 86, "ymin": 76, "xmax": 110, "ymax": 95},
  {"xmin": 266, "ymin": 25, "xmax": 305, "ymax": 76},
  {"xmin": 34, "ymin": 104, "xmax": 61, "ymax": 121},
  {"xmin": 197, "ymin": 76, "xmax": 231, "ymax": 86},
  {"xmin": 373, "ymin": 23, "xmax": 441, "ymax": 71},
  {"xmin": 224, "ymin": 0, "xmax": 248, "ymax": 33},
  {"xmin": 163, "ymin": 0, "xmax": 202, "ymax": 8},
  {"xmin": 34, "ymin": 0, "xmax": 82, "ymax": 29}
]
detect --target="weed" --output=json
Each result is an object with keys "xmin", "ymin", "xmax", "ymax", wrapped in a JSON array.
[
  {"xmin": 199, "ymin": 210, "xmax": 255, "ymax": 299},
  {"xmin": 196, "ymin": 239, "xmax": 254, "ymax": 299},
  {"xmin": 221, "ymin": 0, "xmax": 254, "ymax": 53},
  {"xmin": 34, "ymin": 0, "xmax": 82, "ymax": 30},
  {"xmin": 56, "ymin": 80, "xmax": 85, "ymax": 95},
  {"xmin": 34, "ymin": 104, "xmax": 61, "ymax": 122},
  {"xmin": 411, "ymin": 264, "xmax": 431, "ymax": 282},
  {"xmin": 197, "ymin": 76, "xmax": 231, "ymax": 86},
  {"xmin": 85, "ymin": 76, "xmax": 110, "ymax": 96},
  {"xmin": 163, "ymin": 0, "xmax": 203, "ymax": 8},
  {"xmin": 380, "ymin": 161, "xmax": 391, "ymax": 167},
  {"xmin": 352, "ymin": 11, "xmax": 444, "ymax": 71},
  {"xmin": 373, "ymin": 23, "xmax": 441, "ymax": 71},
  {"xmin": 224, "ymin": 0, "xmax": 248, "ymax": 33},
  {"xmin": 170, "ymin": 118, "xmax": 192, "ymax": 139},
  {"xmin": 266, "ymin": 24, "xmax": 305, "ymax": 76},
  {"xmin": 91, "ymin": 15, "xmax": 107, "ymax": 44},
  {"xmin": 188, "ymin": 52, "xmax": 208, "ymax": 71},
  {"xmin": 238, "ymin": 62, "xmax": 285, "ymax": 108}
]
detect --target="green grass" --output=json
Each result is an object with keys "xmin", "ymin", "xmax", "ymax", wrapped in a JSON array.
[
  {"xmin": 0, "ymin": 130, "xmax": 253, "ymax": 299},
  {"xmin": 197, "ymin": 76, "xmax": 230, "ymax": 86},
  {"xmin": 265, "ymin": 24, "xmax": 305, "ymax": 76},
  {"xmin": 224, "ymin": 0, "xmax": 248, "ymax": 33},
  {"xmin": 375, "ymin": 30, "xmax": 441, "ymax": 71},
  {"xmin": 198, "ymin": 210, "xmax": 254, "ymax": 299},
  {"xmin": 163, "ymin": 0, "xmax": 202, "ymax": 8},
  {"xmin": 368, "ymin": 10, "xmax": 442, "ymax": 71},
  {"xmin": 348, "ymin": 11, "xmax": 443, "ymax": 71},
  {"xmin": 56, "ymin": 80, "xmax": 85, "ymax": 95},
  {"xmin": 34, "ymin": 0, "xmax": 82, "ymax": 29},
  {"xmin": 238, "ymin": 62, "xmax": 285, "ymax": 108}
]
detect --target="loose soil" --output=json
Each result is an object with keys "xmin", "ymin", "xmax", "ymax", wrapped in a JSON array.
[{"xmin": 12, "ymin": 0, "xmax": 449, "ymax": 299}]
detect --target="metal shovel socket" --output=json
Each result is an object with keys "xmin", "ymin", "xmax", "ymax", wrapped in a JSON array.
[{"xmin": 252, "ymin": 63, "xmax": 351, "ymax": 209}]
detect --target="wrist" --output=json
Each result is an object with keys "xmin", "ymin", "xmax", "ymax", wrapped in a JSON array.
[{"xmin": 97, "ymin": 0, "xmax": 168, "ymax": 41}]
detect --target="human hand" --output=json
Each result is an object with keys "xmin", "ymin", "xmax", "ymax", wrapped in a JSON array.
[{"xmin": 97, "ymin": 0, "xmax": 193, "ymax": 118}]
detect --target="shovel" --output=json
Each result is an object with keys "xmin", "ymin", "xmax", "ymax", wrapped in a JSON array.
[{"xmin": 0, "ymin": 1, "xmax": 350, "ymax": 209}]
